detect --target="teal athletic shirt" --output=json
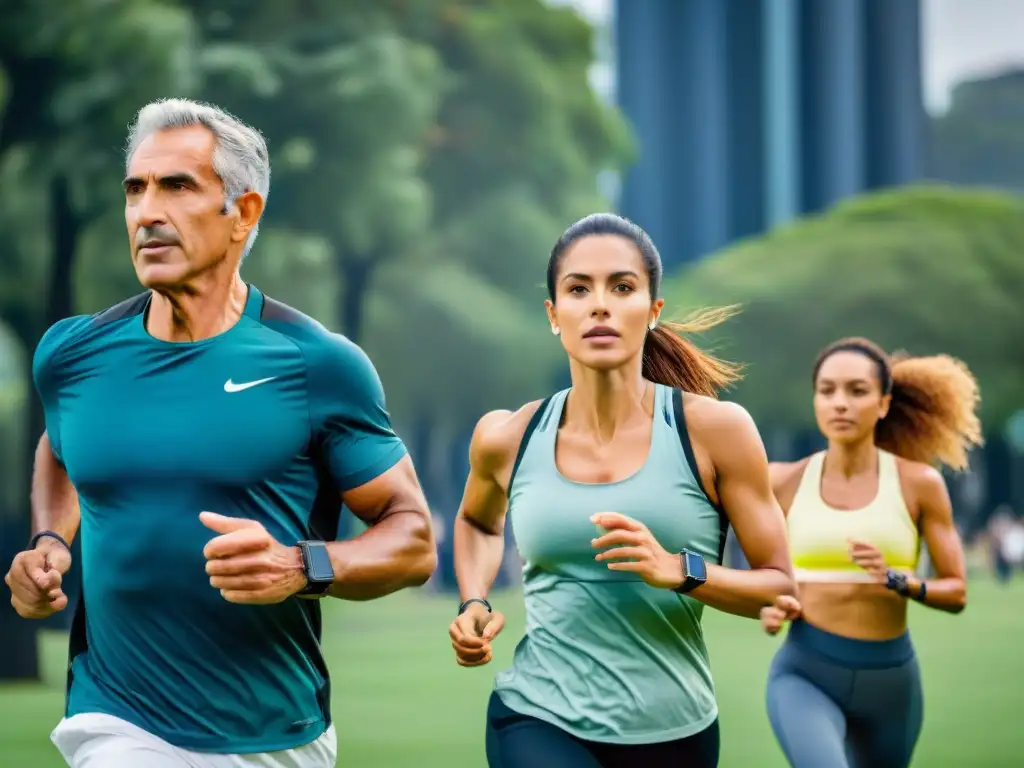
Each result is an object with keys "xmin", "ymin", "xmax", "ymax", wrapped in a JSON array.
[{"xmin": 31, "ymin": 284, "xmax": 407, "ymax": 753}]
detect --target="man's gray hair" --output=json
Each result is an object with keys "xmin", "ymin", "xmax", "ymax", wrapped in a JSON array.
[{"xmin": 125, "ymin": 98, "xmax": 271, "ymax": 258}]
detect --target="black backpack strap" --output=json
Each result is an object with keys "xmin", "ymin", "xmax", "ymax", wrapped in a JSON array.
[
  {"xmin": 507, "ymin": 396, "xmax": 554, "ymax": 499},
  {"xmin": 672, "ymin": 388, "xmax": 730, "ymax": 564}
]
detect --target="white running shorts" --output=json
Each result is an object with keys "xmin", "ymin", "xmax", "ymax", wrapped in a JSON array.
[{"xmin": 51, "ymin": 713, "xmax": 338, "ymax": 768}]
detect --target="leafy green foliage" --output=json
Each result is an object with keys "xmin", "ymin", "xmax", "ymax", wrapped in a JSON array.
[
  {"xmin": 0, "ymin": 0, "xmax": 195, "ymax": 325},
  {"xmin": 184, "ymin": 0, "xmax": 445, "ymax": 340},
  {"xmin": 372, "ymin": 0, "xmax": 631, "ymax": 425},
  {"xmin": 663, "ymin": 184, "xmax": 1024, "ymax": 429}
]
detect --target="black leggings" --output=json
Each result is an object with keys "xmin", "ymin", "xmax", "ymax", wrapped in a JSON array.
[
  {"xmin": 766, "ymin": 620, "xmax": 923, "ymax": 768},
  {"xmin": 484, "ymin": 692, "xmax": 720, "ymax": 768}
]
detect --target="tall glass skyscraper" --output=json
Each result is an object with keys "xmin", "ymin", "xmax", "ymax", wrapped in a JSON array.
[{"xmin": 611, "ymin": 0, "xmax": 925, "ymax": 266}]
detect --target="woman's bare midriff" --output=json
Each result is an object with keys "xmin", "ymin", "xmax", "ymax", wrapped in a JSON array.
[{"xmin": 798, "ymin": 581, "xmax": 910, "ymax": 641}]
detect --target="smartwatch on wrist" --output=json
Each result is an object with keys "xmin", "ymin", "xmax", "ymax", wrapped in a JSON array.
[
  {"xmin": 887, "ymin": 570, "xmax": 928, "ymax": 603},
  {"xmin": 885, "ymin": 569, "xmax": 912, "ymax": 597},
  {"xmin": 672, "ymin": 549, "xmax": 708, "ymax": 594},
  {"xmin": 296, "ymin": 541, "xmax": 334, "ymax": 597}
]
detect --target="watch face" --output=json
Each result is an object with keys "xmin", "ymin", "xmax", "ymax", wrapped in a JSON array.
[
  {"xmin": 685, "ymin": 552, "xmax": 707, "ymax": 581},
  {"xmin": 304, "ymin": 542, "xmax": 335, "ymax": 583}
]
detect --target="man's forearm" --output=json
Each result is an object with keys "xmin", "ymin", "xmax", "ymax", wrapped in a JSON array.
[
  {"xmin": 324, "ymin": 511, "xmax": 436, "ymax": 600},
  {"xmin": 688, "ymin": 563, "xmax": 796, "ymax": 619},
  {"xmin": 31, "ymin": 433, "xmax": 80, "ymax": 544}
]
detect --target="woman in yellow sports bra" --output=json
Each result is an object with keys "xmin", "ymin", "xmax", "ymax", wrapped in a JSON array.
[{"xmin": 761, "ymin": 337, "xmax": 981, "ymax": 768}]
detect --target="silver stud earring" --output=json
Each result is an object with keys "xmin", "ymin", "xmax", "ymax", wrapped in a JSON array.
[
  {"xmin": 551, "ymin": 326, "xmax": 560, "ymax": 336},
  {"xmin": 649, "ymin": 321, "xmax": 657, "ymax": 331}
]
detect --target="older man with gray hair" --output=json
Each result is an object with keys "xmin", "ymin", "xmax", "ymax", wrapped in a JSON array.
[{"xmin": 3, "ymin": 98, "xmax": 437, "ymax": 767}]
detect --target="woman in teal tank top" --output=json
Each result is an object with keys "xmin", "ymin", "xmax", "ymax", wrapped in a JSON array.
[{"xmin": 447, "ymin": 213, "xmax": 797, "ymax": 768}]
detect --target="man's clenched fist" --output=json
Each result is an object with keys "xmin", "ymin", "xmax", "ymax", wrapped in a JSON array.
[{"xmin": 5, "ymin": 537, "xmax": 73, "ymax": 619}]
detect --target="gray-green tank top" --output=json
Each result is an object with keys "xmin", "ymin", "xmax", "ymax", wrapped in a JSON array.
[{"xmin": 494, "ymin": 383, "xmax": 727, "ymax": 744}]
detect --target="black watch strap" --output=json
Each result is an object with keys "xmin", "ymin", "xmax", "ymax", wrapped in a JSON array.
[
  {"xmin": 28, "ymin": 530, "xmax": 71, "ymax": 553},
  {"xmin": 458, "ymin": 597, "xmax": 492, "ymax": 615},
  {"xmin": 299, "ymin": 579, "xmax": 332, "ymax": 596}
]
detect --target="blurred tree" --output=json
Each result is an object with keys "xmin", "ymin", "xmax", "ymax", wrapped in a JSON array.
[
  {"xmin": 663, "ymin": 184, "xmax": 1024, "ymax": 431},
  {"xmin": 377, "ymin": 0, "xmax": 633, "ymax": 418},
  {"xmin": 0, "ymin": 323, "xmax": 24, "ymax": 517},
  {"xmin": 182, "ymin": 0, "xmax": 442, "ymax": 344},
  {"xmin": 0, "ymin": 0, "xmax": 194, "ymax": 679},
  {"xmin": 0, "ymin": 0, "xmax": 195, "ymax": 344},
  {"xmin": 370, "ymin": 0, "xmax": 632, "ymax": 505}
]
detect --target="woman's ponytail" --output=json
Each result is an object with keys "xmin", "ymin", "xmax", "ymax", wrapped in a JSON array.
[{"xmin": 641, "ymin": 306, "xmax": 743, "ymax": 397}]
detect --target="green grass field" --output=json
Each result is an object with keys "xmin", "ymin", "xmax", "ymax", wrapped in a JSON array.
[{"xmin": 2, "ymin": 579, "xmax": 1022, "ymax": 766}]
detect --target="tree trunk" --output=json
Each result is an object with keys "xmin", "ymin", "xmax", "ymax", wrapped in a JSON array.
[
  {"xmin": 45, "ymin": 175, "xmax": 78, "ymax": 331},
  {"xmin": 0, "ymin": 174, "xmax": 81, "ymax": 680},
  {"xmin": 337, "ymin": 256, "xmax": 374, "ymax": 344},
  {"xmin": 409, "ymin": 418, "xmax": 438, "ymax": 502},
  {"xmin": 334, "ymin": 254, "xmax": 375, "ymax": 540},
  {"xmin": 40, "ymin": 174, "xmax": 82, "ymax": 632},
  {"xmin": 0, "ymin": 340, "xmax": 41, "ymax": 680}
]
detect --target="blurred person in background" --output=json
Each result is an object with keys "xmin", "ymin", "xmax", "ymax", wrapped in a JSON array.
[
  {"xmin": 760, "ymin": 337, "xmax": 982, "ymax": 768},
  {"xmin": 447, "ymin": 214, "xmax": 795, "ymax": 768},
  {"xmin": 3, "ymin": 98, "xmax": 436, "ymax": 768},
  {"xmin": 988, "ymin": 504, "xmax": 1024, "ymax": 582}
]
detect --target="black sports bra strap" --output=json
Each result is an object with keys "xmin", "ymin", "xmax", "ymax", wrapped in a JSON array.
[
  {"xmin": 672, "ymin": 388, "xmax": 730, "ymax": 563},
  {"xmin": 507, "ymin": 395, "xmax": 554, "ymax": 499}
]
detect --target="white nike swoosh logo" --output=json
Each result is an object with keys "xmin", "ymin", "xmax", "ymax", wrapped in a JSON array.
[{"xmin": 224, "ymin": 377, "xmax": 277, "ymax": 393}]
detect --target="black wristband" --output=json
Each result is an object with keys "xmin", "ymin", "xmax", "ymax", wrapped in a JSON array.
[
  {"xmin": 912, "ymin": 582, "xmax": 927, "ymax": 603},
  {"xmin": 28, "ymin": 530, "xmax": 71, "ymax": 553},
  {"xmin": 458, "ymin": 597, "xmax": 492, "ymax": 616}
]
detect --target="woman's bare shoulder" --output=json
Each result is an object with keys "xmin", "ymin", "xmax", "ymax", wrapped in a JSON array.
[{"xmin": 470, "ymin": 399, "xmax": 548, "ymax": 472}]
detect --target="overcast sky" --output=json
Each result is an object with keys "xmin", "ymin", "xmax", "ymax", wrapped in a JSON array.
[
  {"xmin": 555, "ymin": 0, "xmax": 1024, "ymax": 114},
  {"xmin": 922, "ymin": 0, "xmax": 1024, "ymax": 112}
]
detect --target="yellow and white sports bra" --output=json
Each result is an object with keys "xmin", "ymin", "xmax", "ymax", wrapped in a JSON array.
[{"xmin": 788, "ymin": 449, "xmax": 920, "ymax": 583}]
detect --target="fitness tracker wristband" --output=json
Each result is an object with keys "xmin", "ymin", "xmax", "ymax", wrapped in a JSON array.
[
  {"xmin": 28, "ymin": 530, "xmax": 71, "ymax": 554},
  {"xmin": 458, "ymin": 597, "xmax": 492, "ymax": 616}
]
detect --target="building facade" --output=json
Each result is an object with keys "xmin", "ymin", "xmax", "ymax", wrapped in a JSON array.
[{"xmin": 614, "ymin": 0, "xmax": 925, "ymax": 267}]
